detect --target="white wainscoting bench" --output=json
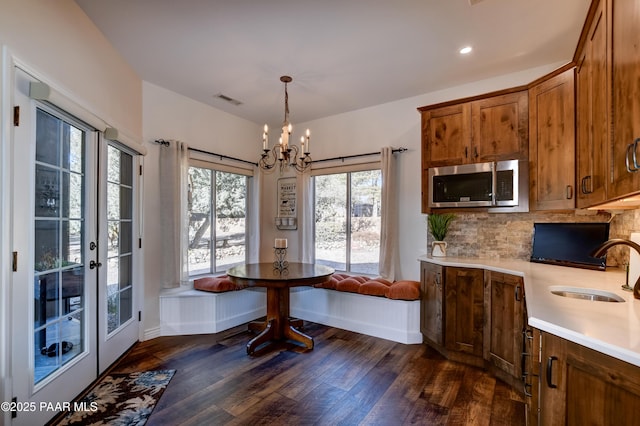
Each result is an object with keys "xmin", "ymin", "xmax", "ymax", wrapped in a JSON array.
[{"xmin": 158, "ymin": 274, "xmax": 422, "ymax": 345}]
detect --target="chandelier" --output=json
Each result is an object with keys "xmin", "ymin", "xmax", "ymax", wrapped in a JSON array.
[{"xmin": 259, "ymin": 76, "xmax": 312, "ymax": 173}]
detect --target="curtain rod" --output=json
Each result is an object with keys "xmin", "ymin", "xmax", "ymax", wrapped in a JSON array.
[
  {"xmin": 155, "ymin": 139, "xmax": 407, "ymax": 167},
  {"xmin": 312, "ymin": 147, "xmax": 408, "ymax": 164},
  {"xmin": 188, "ymin": 147, "xmax": 258, "ymax": 167},
  {"xmin": 154, "ymin": 140, "xmax": 258, "ymax": 167}
]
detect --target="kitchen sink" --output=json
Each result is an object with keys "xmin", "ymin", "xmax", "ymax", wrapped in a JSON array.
[{"xmin": 549, "ymin": 286, "xmax": 625, "ymax": 303}]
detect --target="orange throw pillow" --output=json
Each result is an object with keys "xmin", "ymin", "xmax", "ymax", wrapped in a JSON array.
[
  {"xmin": 194, "ymin": 276, "xmax": 241, "ymax": 293},
  {"xmin": 358, "ymin": 280, "xmax": 391, "ymax": 297},
  {"xmin": 387, "ymin": 280, "xmax": 420, "ymax": 300}
]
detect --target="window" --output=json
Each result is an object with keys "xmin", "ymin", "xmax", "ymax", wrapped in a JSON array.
[
  {"xmin": 314, "ymin": 169, "xmax": 382, "ymax": 274},
  {"xmin": 187, "ymin": 166, "xmax": 248, "ymax": 275}
]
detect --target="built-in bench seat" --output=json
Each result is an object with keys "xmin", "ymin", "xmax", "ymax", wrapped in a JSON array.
[
  {"xmin": 159, "ymin": 284, "xmax": 266, "ymax": 336},
  {"xmin": 158, "ymin": 273, "xmax": 422, "ymax": 344}
]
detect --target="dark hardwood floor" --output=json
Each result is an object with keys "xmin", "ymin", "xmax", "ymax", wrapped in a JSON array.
[{"xmin": 110, "ymin": 322, "xmax": 526, "ymax": 425}]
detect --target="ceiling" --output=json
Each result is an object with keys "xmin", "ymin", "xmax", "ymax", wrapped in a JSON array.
[{"xmin": 74, "ymin": 0, "xmax": 591, "ymax": 129}]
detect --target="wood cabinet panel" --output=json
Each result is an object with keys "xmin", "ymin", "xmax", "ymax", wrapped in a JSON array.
[
  {"xmin": 483, "ymin": 271, "xmax": 524, "ymax": 379},
  {"xmin": 609, "ymin": 0, "xmax": 640, "ymax": 198},
  {"xmin": 536, "ymin": 331, "xmax": 640, "ymax": 426},
  {"xmin": 471, "ymin": 91, "xmax": 528, "ymax": 163},
  {"xmin": 421, "ymin": 103, "xmax": 470, "ymax": 167},
  {"xmin": 529, "ymin": 69, "xmax": 576, "ymax": 211},
  {"xmin": 420, "ymin": 261, "xmax": 443, "ymax": 346},
  {"xmin": 444, "ymin": 267, "xmax": 484, "ymax": 357},
  {"xmin": 576, "ymin": 0, "xmax": 608, "ymax": 208}
]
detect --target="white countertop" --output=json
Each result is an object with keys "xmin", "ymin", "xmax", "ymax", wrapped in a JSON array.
[{"xmin": 418, "ymin": 255, "xmax": 640, "ymax": 368}]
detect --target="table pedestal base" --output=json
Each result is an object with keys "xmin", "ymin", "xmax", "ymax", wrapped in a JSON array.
[{"xmin": 246, "ymin": 287, "xmax": 314, "ymax": 355}]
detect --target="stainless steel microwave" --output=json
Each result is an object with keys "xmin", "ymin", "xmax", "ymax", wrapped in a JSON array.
[{"xmin": 428, "ymin": 159, "xmax": 528, "ymax": 211}]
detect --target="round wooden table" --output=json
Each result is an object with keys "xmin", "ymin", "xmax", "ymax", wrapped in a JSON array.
[{"xmin": 227, "ymin": 262, "xmax": 334, "ymax": 355}]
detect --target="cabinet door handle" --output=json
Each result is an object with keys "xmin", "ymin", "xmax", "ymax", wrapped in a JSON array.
[
  {"xmin": 566, "ymin": 185, "xmax": 573, "ymax": 200},
  {"xmin": 626, "ymin": 142, "xmax": 638, "ymax": 172},
  {"xmin": 581, "ymin": 175, "xmax": 593, "ymax": 194},
  {"xmin": 524, "ymin": 383, "xmax": 533, "ymax": 398},
  {"xmin": 633, "ymin": 138, "xmax": 640, "ymax": 170},
  {"xmin": 515, "ymin": 285, "xmax": 521, "ymax": 302},
  {"xmin": 473, "ymin": 147, "xmax": 478, "ymax": 158},
  {"xmin": 464, "ymin": 146, "xmax": 468, "ymax": 159},
  {"xmin": 546, "ymin": 355, "xmax": 558, "ymax": 389},
  {"xmin": 435, "ymin": 272, "xmax": 441, "ymax": 288}
]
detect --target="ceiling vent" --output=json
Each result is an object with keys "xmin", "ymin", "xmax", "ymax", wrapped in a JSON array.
[
  {"xmin": 469, "ymin": 0, "xmax": 485, "ymax": 4},
  {"xmin": 214, "ymin": 93, "xmax": 242, "ymax": 106}
]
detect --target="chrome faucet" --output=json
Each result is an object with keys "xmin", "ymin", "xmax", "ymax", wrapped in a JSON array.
[{"xmin": 591, "ymin": 239, "xmax": 640, "ymax": 299}]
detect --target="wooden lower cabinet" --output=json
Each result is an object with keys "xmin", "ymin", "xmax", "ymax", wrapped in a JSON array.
[
  {"xmin": 444, "ymin": 267, "xmax": 484, "ymax": 357},
  {"xmin": 533, "ymin": 330, "xmax": 640, "ymax": 426},
  {"xmin": 483, "ymin": 271, "xmax": 525, "ymax": 380},
  {"xmin": 420, "ymin": 261, "xmax": 443, "ymax": 346}
]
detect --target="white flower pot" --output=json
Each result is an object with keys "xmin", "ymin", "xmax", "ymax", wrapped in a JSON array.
[{"xmin": 432, "ymin": 241, "xmax": 447, "ymax": 257}]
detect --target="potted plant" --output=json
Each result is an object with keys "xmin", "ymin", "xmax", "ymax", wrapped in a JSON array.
[{"xmin": 427, "ymin": 213, "xmax": 455, "ymax": 257}]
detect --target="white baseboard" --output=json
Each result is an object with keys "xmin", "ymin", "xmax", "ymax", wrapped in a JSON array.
[{"xmin": 143, "ymin": 326, "xmax": 161, "ymax": 341}]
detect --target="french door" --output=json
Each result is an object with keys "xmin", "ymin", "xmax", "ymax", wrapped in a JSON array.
[
  {"xmin": 11, "ymin": 68, "xmax": 139, "ymax": 425},
  {"xmin": 97, "ymin": 142, "xmax": 140, "ymax": 372}
]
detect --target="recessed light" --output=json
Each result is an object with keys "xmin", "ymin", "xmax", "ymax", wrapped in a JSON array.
[{"xmin": 459, "ymin": 46, "xmax": 473, "ymax": 55}]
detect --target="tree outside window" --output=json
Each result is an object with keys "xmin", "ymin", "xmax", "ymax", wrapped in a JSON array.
[
  {"xmin": 188, "ymin": 166, "xmax": 247, "ymax": 275},
  {"xmin": 314, "ymin": 169, "xmax": 381, "ymax": 274}
]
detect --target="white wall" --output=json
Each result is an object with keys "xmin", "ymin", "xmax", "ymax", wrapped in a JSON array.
[
  {"xmin": 141, "ymin": 81, "xmax": 259, "ymax": 335},
  {"xmin": 0, "ymin": 0, "xmax": 142, "ymax": 139}
]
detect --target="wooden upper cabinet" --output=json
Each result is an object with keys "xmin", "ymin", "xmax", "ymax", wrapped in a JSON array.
[
  {"xmin": 421, "ymin": 103, "xmax": 470, "ymax": 167},
  {"xmin": 529, "ymin": 68, "xmax": 576, "ymax": 211},
  {"xmin": 420, "ymin": 90, "xmax": 528, "ymax": 168},
  {"xmin": 471, "ymin": 91, "xmax": 528, "ymax": 163},
  {"xmin": 576, "ymin": 0, "xmax": 608, "ymax": 208},
  {"xmin": 609, "ymin": 0, "xmax": 640, "ymax": 199}
]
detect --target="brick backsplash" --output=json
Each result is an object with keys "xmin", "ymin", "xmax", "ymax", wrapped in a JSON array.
[{"xmin": 426, "ymin": 209, "xmax": 640, "ymax": 267}]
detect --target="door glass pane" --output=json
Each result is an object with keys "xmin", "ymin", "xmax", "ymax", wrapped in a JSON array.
[
  {"xmin": 36, "ymin": 109, "xmax": 60, "ymax": 166},
  {"xmin": 314, "ymin": 174, "xmax": 347, "ymax": 270},
  {"xmin": 34, "ymin": 108, "xmax": 84, "ymax": 384},
  {"xmin": 106, "ymin": 145, "xmax": 133, "ymax": 335},
  {"xmin": 35, "ymin": 165, "xmax": 59, "ymax": 217},
  {"xmin": 350, "ymin": 170, "xmax": 381, "ymax": 275}
]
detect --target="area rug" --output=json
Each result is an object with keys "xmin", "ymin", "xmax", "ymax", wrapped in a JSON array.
[{"xmin": 55, "ymin": 369, "xmax": 175, "ymax": 425}]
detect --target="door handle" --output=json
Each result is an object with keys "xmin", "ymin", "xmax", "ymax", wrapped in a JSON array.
[
  {"xmin": 581, "ymin": 175, "xmax": 593, "ymax": 194},
  {"xmin": 546, "ymin": 355, "xmax": 558, "ymax": 389},
  {"xmin": 89, "ymin": 260, "xmax": 102, "ymax": 269},
  {"xmin": 633, "ymin": 138, "xmax": 640, "ymax": 170},
  {"xmin": 626, "ymin": 142, "xmax": 638, "ymax": 172}
]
